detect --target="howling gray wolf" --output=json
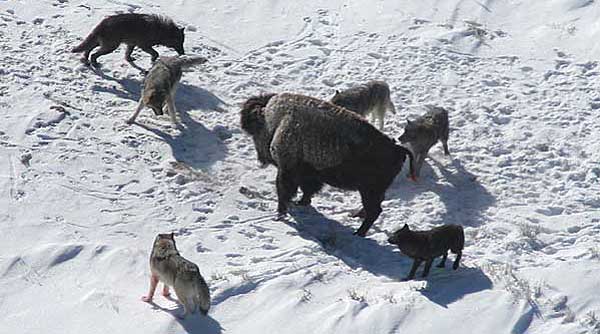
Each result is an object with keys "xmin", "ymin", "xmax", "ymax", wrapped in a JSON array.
[
  {"xmin": 388, "ymin": 224, "xmax": 464, "ymax": 280},
  {"xmin": 72, "ymin": 13, "xmax": 185, "ymax": 67},
  {"xmin": 127, "ymin": 56, "xmax": 207, "ymax": 125},
  {"xmin": 398, "ymin": 106, "xmax": 450, "ymax": 178},
  {"xmin": 142, "ymin": 233, "xmax": 211, "ymax": 318},
  {"xmin": 240, "ymin": 93, "xmax": 415, "ymax": 237},
  {"xmin": 330, "ymin": 80, "xmax": 396, "ymax": 131}
]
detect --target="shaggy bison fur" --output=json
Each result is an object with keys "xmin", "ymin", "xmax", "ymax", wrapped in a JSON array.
[{"xmin": 240, "ymin": 93, "xmax": 415, "ymax": 237}]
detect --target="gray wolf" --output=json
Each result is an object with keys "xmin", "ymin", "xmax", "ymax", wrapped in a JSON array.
[
  {"xmin": 397, "ymin": 106, "xmax": 450, "ymax": 178},
  {"xmin": 72, "ymin": 13, "xmax": 185, "ymax": 67},
  {"xmin": 388, "ymin": 224, "xmax": 464, "ymax": 280},
  {"xmin": 142, "ymin": 233, "xmax": 211, "ymax": 318},
  {"xmin": 127, "ymin": 56, "xmax": 207, "ymax": 125},
  {"xmin": 240, "ymin": 93, "xmax": 415, "ymax": 237},
  {"xmin": 330, "ymin": 80, "xmax": 396, "ymax": 130}
]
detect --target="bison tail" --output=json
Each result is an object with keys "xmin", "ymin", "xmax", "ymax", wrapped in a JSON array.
[{"xmin": 240, "ymin": 93, "xmax": 276, "ymax": 135}]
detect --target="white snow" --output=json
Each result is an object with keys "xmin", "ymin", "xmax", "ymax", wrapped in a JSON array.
[{"xmin": 1, "ymin": 0, "xmax": 599, "ymax": 333}]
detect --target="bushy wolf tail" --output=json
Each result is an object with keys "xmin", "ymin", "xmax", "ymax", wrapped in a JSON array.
[
  {"xmin": 71, "ymin": 29, "xmax": 99, "ymax": 53},
  {"xmin": 386, "ymin": 97, "xmax": 396, "ymax": 115}
]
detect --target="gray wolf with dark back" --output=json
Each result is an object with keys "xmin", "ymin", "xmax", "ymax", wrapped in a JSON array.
[
  {"xmin": 398, "ymin": 106, "xmax": 450, "ymax": 178},
  {"xmin": 127, "ymin": 56, "xmax": 207, "ymax": 125},
  {"xmin": 388, "ymin": 224, "xmax": 464, "ymax": 280},
  {"xmin": 142, "ymin": 233, "xmax": 211, "ymax": 318},
  {"xmin": 330, "ymin": 80, "xmax": 396, "ymax": 130},
  {"xmin": 72, "ymin": 13, "xmax": 185, "ymax": 67},
  {"xmin": 240, "ymin": 93, "xmax": 415, "ymax": 237}
]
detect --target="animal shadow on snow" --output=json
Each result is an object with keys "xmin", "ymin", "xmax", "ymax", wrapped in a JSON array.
[
  {"xmin": 387, "ymin": 155, "xmax": 495, "ymax": 228},
  {"xmin": 93, "ymin": 73, "xmax": 228, "ymax": 169},
  {"xmin": 149, "ymin": 300, "xmax": 223, "ymax": 334}
]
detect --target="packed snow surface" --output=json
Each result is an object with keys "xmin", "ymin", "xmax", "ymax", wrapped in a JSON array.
[{"xmin": 1, "ymin": 1, "xmax": 599, "ymax": 333}]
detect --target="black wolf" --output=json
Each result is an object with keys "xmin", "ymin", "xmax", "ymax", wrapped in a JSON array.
[
  {"xmin": 240, "ymin": 93, "xmax": 415, "ymax": 237},
  {"xmin": 72, "ymin": 13, "xmax": 185, "ymax": 67},
  {"xmin": 388, "ymin": 224, "xmax": 464, "ymax": 280}
]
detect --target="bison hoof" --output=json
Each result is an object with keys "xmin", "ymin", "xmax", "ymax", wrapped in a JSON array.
[{"xmin": 353, "ymin": 230, "xmax": 367, "ymax": 237}]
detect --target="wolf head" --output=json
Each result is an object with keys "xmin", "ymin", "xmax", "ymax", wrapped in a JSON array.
[
  {"xmin": 397, "ymin": 119, "xmax": 419, "ymax": 143},
  {"xmin": 152, "ymin": 232, "xmax": 179, "ymax": 258},
  {"xmin": 387, "ymin": 224, "xmax": 413, "ymax": 245},
  {"xmin": 240, "ymin": 93, "xmax": 277, "ymax": 166},
  {"xmin": 170, "ymin": 27, "xmax": 185, "ymax": 55},
  {"xmin": 143, "ymin": 88, "xmax": 167, "ymax": 116}
]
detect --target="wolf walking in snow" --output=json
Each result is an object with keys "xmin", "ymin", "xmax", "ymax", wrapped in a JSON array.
[
  {"xmin": 388, "ymin": 224, "xmax": 464, "ymax": 280},
  {"xmin": 142, "ymin": 233, "xmax": 211, "ymax": 318},
  {"xmin": 72, "ymin": 13, "xmax": 185, "ymax": 67},
  {"xmin": 398, "ymin": 106, "xmax": 450, "ymax": 178},
  {"xmin": 240, "ymin": 93, "xmax": 415, "ymax": 237},
  {"xmin": 330, "ymin": 80, "xmax": 396, "ymax": 131},
  {"xmin": 127, "ymin": 56, "xmax": 207, "ymax": 125}
]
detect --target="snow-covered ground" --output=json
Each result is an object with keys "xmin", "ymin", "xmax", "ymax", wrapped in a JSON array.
[{"xmin": 1, "ymin": 0, "xmax": 599, "ymax": 333}]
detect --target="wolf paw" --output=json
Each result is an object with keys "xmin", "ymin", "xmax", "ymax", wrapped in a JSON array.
[{"xmin": 141, "ymin": 296, "xmax": 153, "ymax": 303}]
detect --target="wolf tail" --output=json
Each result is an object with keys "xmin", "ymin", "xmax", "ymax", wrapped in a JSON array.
[
  {"xmin": 71, "ymin": 28, "xmax": 99, "ymax": 53},
  {"xmin": 386, "ymin": 97, "xmax": 396, "ymax": 115},
  {"xmin": 195, "ymin": 277, "xmax": 211, "ymax": 315}
]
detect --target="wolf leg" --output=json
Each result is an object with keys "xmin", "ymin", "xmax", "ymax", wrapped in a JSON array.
[
  {"xmin": 452, "ymin": 250, "xmax": 462, "ymax": 270},
  {"xmin": 162, "ymin": 284, "xmax": 171, "ymax": 297},
  {"xmin": 141, "ymin": 274, "xmax": 159, "ymax": 302},
  {"xmin": 442, "ymin": 140, "xmax": 450, "ymax": 156},
  {"xmin": 376, "ymin": 107, "xmax": 385, "ymax": 130},
  {"xmin": 127, "ymin": 98, "xmax": 145, "ymax": 124},
  {"xmin": 81, "ymin": 42, "xmax": 99, "ymax": 65},
  {"xmin": 404, "ymin": 259, "xmax": 422, "ymax": 281},
  {"xmin": 166, "ymin": 93, "xmax": 178, "ymax": 125},
  {"xmin": 437, "ymin": 252, "xmax": 448, "ymax": 268},
  {"xmin": 354, "ymin": 190, "xmax": 384, "ymax": 237},
  {"xmin": 140, "ymin": 46, "xmax": 159, "ymax": 62},
  {"xmin": 422, "ymin": 258, "xmax": 434, "ymax": 277},
  {"xmin": 90, "ymin": 43, "xmax": 119, "ymax": 67},
  {"xmin": 125, "ymin": 44, "xmax": 136, "ymax": 62}
]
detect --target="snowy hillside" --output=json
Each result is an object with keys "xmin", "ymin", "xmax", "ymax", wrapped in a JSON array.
[{"xmin": 1, "ymin": 0, "xmax": 599, "ymax": 333}]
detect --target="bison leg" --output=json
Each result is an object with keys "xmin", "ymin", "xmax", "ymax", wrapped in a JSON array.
[
  {"xmin": 354, "ymin": 190, "xmax": 384, "ymax": 237},
  {"xmin": 452, "ymin": 250, "xmax": 462, "ymax": 270},
  {"xmin": 296, "ymin": 166, "xmax": 322, "ymax": 206},
  {"xmin": 422, "ymin": 258, "xmax": 434, "ymax": 277},
  {"xmin": 404, "ymin": 259, "xmax": 422, "ymax": 281},
  {"xmin": 437, "ymin": 251, "xmax": 448, "ymax": 268},
  {"xmin": 276, "ymin": 168, "xmax": 298, "ymax": 216}
]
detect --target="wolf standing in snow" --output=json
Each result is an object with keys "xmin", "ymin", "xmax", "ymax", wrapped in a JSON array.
[
  {"xmin": 72, "ymin": 13, "xmax": 185, "ymax": 67},
  {"xmin": 330, "ymin": 80, "xmax": 396, "ymax": 131},
  {"xmin": 388, "ymin": 224, "xmax": 464, "ymax": 280},
  {"xmin": 398, "ymin": 106, "xmax": 450, "ymax": 178},
  {"xmin": 142, "ymin": 233, "xmax": 211, "ymax": 318},
  {"xmin": 127, "ymin": 56, "xmax": 207, "ymax": 125},
  {"xmin": 240, "ymin": 93, "xmax": 415, "ymax": 237}
]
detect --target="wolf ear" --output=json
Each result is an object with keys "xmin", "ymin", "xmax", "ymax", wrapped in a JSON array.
[
  {"xmin": 180, "ymin": 27, "xmax": 185, "ymax": 32},
  {"xmin": 402, "ymin": 224, "xmax": 409, "ymax": 230},
  {"xmin": 406, "ymin": 119, "xmax": 411, "ymax": 124},
  {"xmin": 335, "ymin": 90, "xmax": 340, "ymax": 95}
]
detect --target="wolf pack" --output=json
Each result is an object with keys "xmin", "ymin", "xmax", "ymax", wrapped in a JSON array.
[{"xmin": 72, "ymin": 13, "xmax": 465, "ymax": 319}]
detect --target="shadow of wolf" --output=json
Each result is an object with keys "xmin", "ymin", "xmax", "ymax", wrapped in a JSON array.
[{"xmin": 149, "ymin": 301, "xmax": 223, "ymax": 334}]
